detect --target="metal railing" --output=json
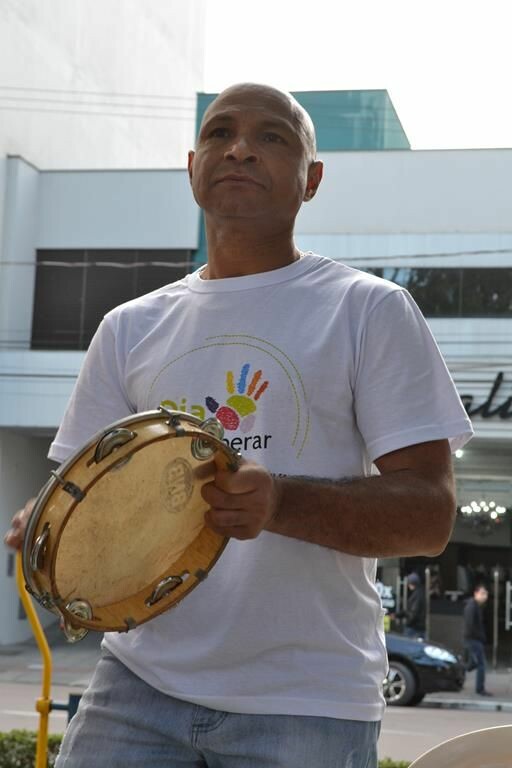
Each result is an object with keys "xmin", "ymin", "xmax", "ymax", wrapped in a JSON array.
[{"xmin": 16, "ymin": 553, "xmax": 81, "ymax": 768}]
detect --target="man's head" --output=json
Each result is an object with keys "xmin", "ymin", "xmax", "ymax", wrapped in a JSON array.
[
  {"xmin": 407, "ymin": 572, "xmax": 421, "ymax": 590},
  {"xmin": 188, "ymin": 83, "xmax": 323, "ymax": 227},
  {"xmin": 474, "ymin": 585, "xmax": 489, "ymax": 605}
]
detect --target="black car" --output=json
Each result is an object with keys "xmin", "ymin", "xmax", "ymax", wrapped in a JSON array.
[{"xmin": 384, "ymin": 632, "xmax": 465, "ymax": 706}]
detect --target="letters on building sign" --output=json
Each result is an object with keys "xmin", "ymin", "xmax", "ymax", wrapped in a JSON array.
[{"xmin": 461, "ymin": 372, "xmax": 512, "ymax": 419}]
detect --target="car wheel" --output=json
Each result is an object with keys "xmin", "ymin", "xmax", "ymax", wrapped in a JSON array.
[{"xmin": 384, "ymin": 661, "xmax": 417, "ymax": 706}]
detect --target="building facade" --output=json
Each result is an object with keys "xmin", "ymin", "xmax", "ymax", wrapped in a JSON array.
[{"xmin": 0, "ymin": 0, "xmax": 206, "ymax": 171}]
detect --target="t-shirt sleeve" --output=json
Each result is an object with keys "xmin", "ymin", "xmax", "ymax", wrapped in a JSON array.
[
  {"xmin": 48, "ymin": 314, "xmax": 136, "ymax": 463},
  {"xmin": 353, "ymin": 289, "xmax": 473, "ymax": 462}
]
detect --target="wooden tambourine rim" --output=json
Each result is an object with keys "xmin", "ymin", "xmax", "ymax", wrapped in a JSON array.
[{"xmin": 22, "ymin": 409, "xmax": 239, "ymax": 633}]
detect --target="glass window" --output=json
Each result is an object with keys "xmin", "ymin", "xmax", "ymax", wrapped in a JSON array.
[
  {"xmin": 360, "ymin": 267, "xmax": 512, "ymax": 318},
  {"xmin": 32, "ymin": 250, "xmax": 192, "ymax": 350},
  {"xmin": 461, "ymin": 269, "xmax": 512, "ymax": 316},
  {"xmin": 32, "ymin": 250, "xmax": 85, "ymax": 349}
]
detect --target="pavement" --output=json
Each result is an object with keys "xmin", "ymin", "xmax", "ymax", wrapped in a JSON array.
[
  {"xmin": 1, "ymin": 625, "xmax": 512, "ymax": 711},
  {"xmin": 425, "ymin": 668, "xmax": 512, "ymax": 712},
  {"xmin": 0, "ymin": 624, "xmax": 102, "ymax": 690}
]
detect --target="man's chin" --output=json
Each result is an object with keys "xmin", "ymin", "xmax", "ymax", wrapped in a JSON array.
[{"xmin": 207, "ymin": 204, "xmax": 267, "ymax": 220}]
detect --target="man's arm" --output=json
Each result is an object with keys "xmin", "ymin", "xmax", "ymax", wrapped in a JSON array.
[{"xmin": 202, "ymin": 439, "xmax": 456, "ymax": 558}]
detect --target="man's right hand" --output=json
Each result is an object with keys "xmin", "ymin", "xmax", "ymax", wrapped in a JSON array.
[{"xmin": 4, "ymin": 498, "xmax": 36, "ymax": 550}]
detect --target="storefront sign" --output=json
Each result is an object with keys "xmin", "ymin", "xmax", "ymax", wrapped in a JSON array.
[{"xmin": 461, "ymin": 372, "xmax": 512, "ymax": 419}]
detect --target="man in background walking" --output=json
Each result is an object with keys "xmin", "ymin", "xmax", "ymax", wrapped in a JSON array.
[
  {"xmin": 464, "ymin": 584, "xmax": 492, "ymax": 696},
  {"xmin": 399, "ymin": 572, "xmax": 426, "ymax": 638}
]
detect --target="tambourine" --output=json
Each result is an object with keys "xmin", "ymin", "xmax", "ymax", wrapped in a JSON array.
[
  {"xmin": 408, "ymin": 724, "xmax": 512, "ymax": 768},
  {"xmin": 22, "ymin": 407, "xmax": 240, "ymax": 642}
]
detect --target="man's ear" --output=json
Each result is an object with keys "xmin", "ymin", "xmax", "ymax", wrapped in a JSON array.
[
  {"xmin": 187, "ymin": 151, "xmax": 195, "ymax": 183},
  {"xmin": 304, "ymin": 160, "xmax": 323, "ymax": 201}
]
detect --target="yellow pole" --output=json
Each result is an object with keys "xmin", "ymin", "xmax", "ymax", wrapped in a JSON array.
[{"xmin": 16, "ymin": 552, "xmax": 52, "ymax": 768}]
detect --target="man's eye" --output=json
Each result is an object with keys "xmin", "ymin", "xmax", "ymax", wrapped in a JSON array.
[
  {"xmin": 263, "ymin": 132, "xmax": 285, "ymax": 143},
  {"xmin": 209, "ymin": 127, "xmax": 230, "ymax": 138}
]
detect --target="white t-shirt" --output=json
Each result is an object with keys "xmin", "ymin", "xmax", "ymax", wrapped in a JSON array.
[{"xmin": 49, "ymin": 253, "xmax": 473, "ymax": 722}]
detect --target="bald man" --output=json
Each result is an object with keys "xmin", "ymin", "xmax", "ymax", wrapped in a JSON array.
[{"xmin": 7, "ymin": 83, "xmax": 472, "ymax": 767}]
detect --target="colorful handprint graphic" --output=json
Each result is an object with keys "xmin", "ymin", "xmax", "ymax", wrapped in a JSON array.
[{"xmin": 206, "ymin": 363, "xmax": 269, "ymax": 433}]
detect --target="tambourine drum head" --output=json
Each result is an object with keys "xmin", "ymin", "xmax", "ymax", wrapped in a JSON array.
[
  {"xmin": 408, "ymin": 724, "xmax": 512, "ymax": 768},
  {"xmin": 55, "ymin": 437, "xmax": 210, "ymax": 606}
]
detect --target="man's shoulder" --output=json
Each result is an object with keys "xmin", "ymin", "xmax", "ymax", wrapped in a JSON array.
[
  {"xmin": 105, "ymin": 276, "xmax": 189, "ymax": 324},
  {"xmin": 305, "ymin": 253, "xmax": 404, "ymax": 303}
]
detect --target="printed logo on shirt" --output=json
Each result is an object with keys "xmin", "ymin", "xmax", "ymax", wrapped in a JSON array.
[
  {"xmin": 162, "ymin": 365, "xmax": 271, "ymax": 452},
  {"xmin": 148, "ymin": 333, "xmax": 310, "ymax": 458},
  {"xmin": 205, "ymin": 364, "xmax": 269, "ymax": 433}
]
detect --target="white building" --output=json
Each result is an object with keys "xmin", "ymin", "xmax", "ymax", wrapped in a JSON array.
[{"xmin": 0, "ymin": 0, "xmax": 205, "ymax": 170}]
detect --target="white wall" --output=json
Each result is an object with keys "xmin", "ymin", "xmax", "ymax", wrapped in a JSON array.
[
  {"xmin": 297, "ymin": 149, "xmax": 512, "ymax": 234},
  {"xmin": 0, "ymin": 0, "xmax": 206, "ymax": 171},
  {"xmin": 0, "ymin": 350, "xmax": 84, "ymax": 429},
  {"xmin": 0, "ymin": 157, "xmax": 40, "ymax": 349},
  {"xmin": 0, "ymin": 159, "xmax": 6, "ymax": 270},
  {"xmin": 0, "ymin": 1, "xmax": 206, "ymax": 361},
  {"xmin": 38, "ymin": 168, "xmax": 199, "ymax": 249},
  {"xmin": 295, "ymin": 232, "xmax": 512, "ymax": 268},
  {"xmin": 0, "ymin": 430, "xmax": 55, "ymax": 644}
]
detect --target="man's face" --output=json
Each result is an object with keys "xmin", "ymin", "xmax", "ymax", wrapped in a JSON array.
[
  {"xmin": 475, "ymin": 587, "xmax": 488, "ymax": 605},
  {"xmin": 188, "ymin": 85, "xmax": 321, "ymax": 226}
]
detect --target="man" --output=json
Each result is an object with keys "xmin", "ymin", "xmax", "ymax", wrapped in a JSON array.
[
  {"xmin": 399, "ymin": 572, "xmax": 426, "ymax": 638},
  {"xmin": 6, "ymin": 83, "xmax": 473, "ymax": 767},
  {"xmin": 464, "ymin": 584, "xmax": 492, "ymax": 696}
]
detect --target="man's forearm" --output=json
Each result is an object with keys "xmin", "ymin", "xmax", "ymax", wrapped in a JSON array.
[
  {"xmin": 203, "ymin": 439, "xmax": 456, "ymax": 555},
  {"xmin": 266, "ymin": 469, "xmax": 456, "ymax": 558}
]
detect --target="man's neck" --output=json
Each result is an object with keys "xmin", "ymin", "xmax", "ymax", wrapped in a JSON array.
[{"xmin": 202, "ymin": 220, "xmax": 301, "ymax": 279}]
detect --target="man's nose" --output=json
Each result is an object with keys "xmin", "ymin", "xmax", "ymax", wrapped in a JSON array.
[{"xmin": 224, "ymin": 136, "xmax": 258, "ymax": 163}]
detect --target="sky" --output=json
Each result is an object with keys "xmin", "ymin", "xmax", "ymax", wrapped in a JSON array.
[{"xmin": 204, "ymin": 0, "xmax": 512, "ymax": 150}]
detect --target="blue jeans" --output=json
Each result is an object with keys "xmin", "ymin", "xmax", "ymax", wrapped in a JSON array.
[
  {"xmin": 464, "ymin": 639, "xmax": 487, "ymax": 693},
  {"xmin": 55, "ymin": 648, "xmax": 380, "ymax": 768}
]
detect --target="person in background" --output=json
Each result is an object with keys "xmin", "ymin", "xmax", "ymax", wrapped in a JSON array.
[
  {"xmin": 464, "ymin": 584, "xmax": 492, "ymax": 696},
  {"xmin": 428, "ymin": 565, "xmax": 443, "ymax": 599},
  {"xmin": 399, "ymin": 572, "xmax": 426, "ymax": 638}
]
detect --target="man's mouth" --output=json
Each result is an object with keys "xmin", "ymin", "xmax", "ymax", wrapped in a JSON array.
[{"xmin": 216, "ymin": 174, "xmax": 263, "ymax": 187}]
